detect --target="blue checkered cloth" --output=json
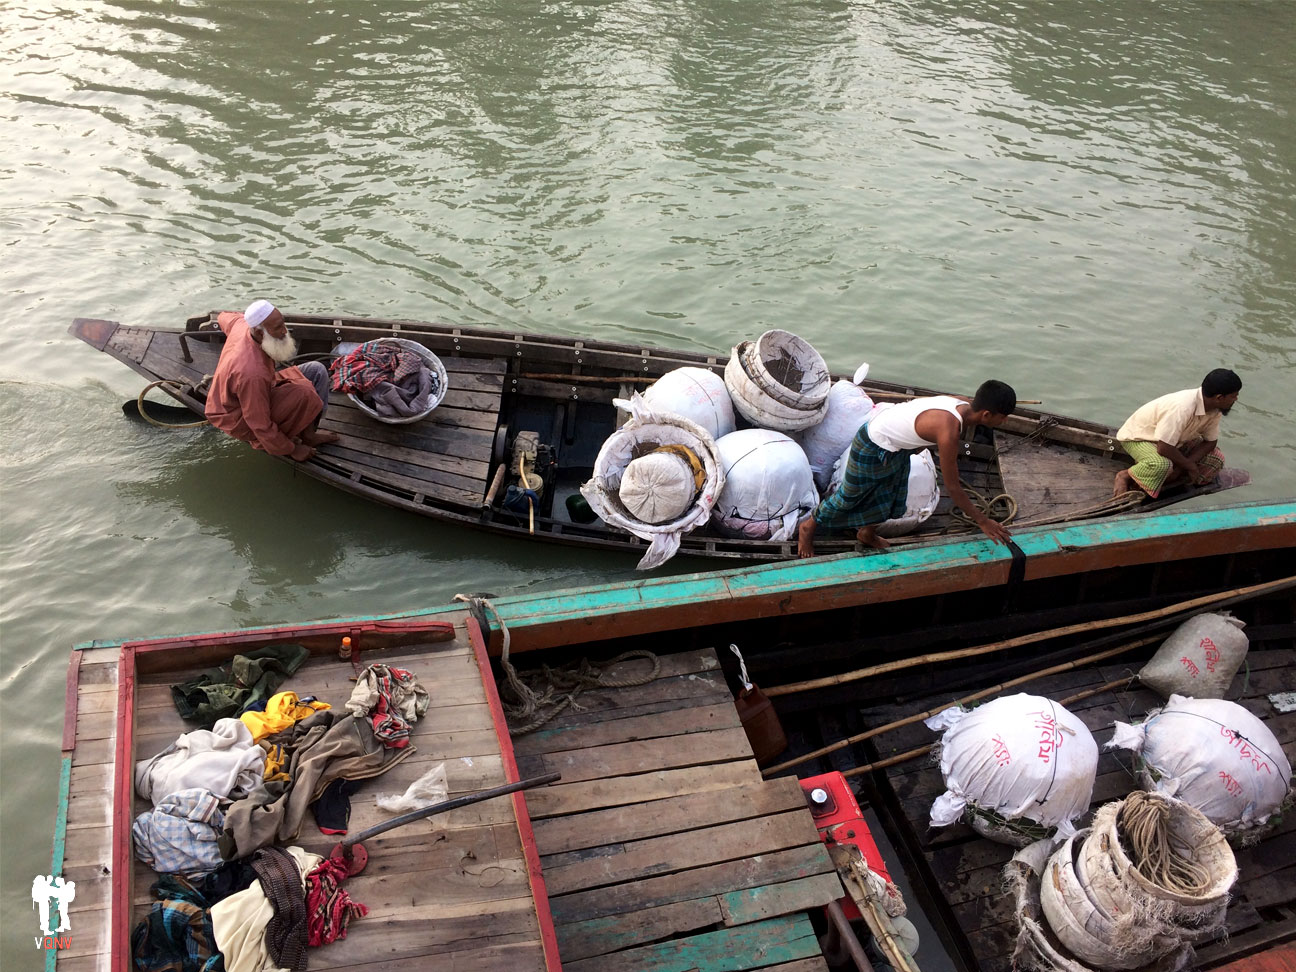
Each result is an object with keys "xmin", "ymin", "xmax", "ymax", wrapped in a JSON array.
[
  {"xmin": 132, "ymin": 788, "xmax": 226, "ymax": 878},
  {"xmin": 130, "ymin": 874, "xmax": 222, "ymax": 972}
]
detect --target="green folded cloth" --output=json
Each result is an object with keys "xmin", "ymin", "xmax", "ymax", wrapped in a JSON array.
[{"xmin": 171, "ymin": 644, "xmax": 310, "ymax": 727}]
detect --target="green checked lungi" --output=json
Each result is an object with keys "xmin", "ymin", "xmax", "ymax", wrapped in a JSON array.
[
  {"xmin": 813, "ymin": 423, "xmax": 914, "ymax": 529},
  {"xmin": 1121, "ymin": 439, "xmax": 1224, "ymax": 498}
]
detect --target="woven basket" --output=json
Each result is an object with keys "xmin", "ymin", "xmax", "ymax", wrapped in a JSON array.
[{"xmin": 346, "ymin": 337, "xmax": 447, "ymax": 425}]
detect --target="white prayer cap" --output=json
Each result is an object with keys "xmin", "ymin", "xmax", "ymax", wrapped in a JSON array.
[{"xmin": 244, "ymin": 299, "xmax": 276, "ymax": 328}]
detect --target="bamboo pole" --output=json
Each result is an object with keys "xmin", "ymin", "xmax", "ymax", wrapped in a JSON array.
[
  {"xmin": 763, "ymin": 574, "xmax": 1296, "ymax": 699},
  {"xmin": 839, "ymin": 674, "xmax": 1136, "ymax": 780},
  {"xmin": 761, "ymin": 634, "xmax": 1159, "ymax": 777}
]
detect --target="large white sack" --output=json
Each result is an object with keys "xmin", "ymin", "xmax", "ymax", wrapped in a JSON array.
[
  {"xmin": 641, "ymin": 367, "xmax": 736, "ymax": 441},
  {"xmin": 711, "ymin": 429, "xmax": 820, "ymax": 541},
  {"xmin": 926, "ymin": 694, "xmax": 1098, "ymax": 840},
  {"xmin": 580, "ymin": 394, "xmax": 724, "ymax": 570},
  {"xmin": 620, "ymin": 450, "xmax": 698, "ymax": 524},
  {"xmin": 1138, "ymin": 613, "xmax": 1248, "ymax": 700},
  {"xmin": 724, "ymin": 329, "xmax": 830, "ymax": 432},
  {"xmin": 1108, "ymin": 695, "xmax": 1292, "ymax": 834},
  {"xmin": 796, "ymin": 370, "xmax": 878, "ymax": 492},
  {"xmin": 826, "ymin": 444, "xmax": 940, "ymax": 538}
]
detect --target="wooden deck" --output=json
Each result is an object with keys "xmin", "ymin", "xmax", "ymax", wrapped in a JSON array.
[
  {"xmin": 54, "ymin": 619, "xmax": 557, "ymax": 972},
  {"xmin": 994, "ymin": 431, "xmax": 1123, "ymax": 522},
  {"xmin": 510, "ymin": 647, "xmax": 845, "ymax": 971},
  {"xmin": 852, "ymin": 646, "xmax": 1296, "ymax": 972}
]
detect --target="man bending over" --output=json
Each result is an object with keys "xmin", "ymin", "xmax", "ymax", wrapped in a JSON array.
[
  {"xmin": 1112, "ymin": 368, "xmax": 1240, "ymax": 499},
  {"xmin": 204, "ymin": 300, "xmax": 339, "ymax": 462},
  {"xmin": 797, "ymin": 380, "xmax": 1017, "ymax": 557}
]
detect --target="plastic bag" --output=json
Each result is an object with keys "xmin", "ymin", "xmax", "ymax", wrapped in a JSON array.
[{"xmin": 375, "ymin": 762, "xmax": 448, "ymax": 814}]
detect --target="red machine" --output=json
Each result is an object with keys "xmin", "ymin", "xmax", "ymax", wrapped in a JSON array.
[{"xmin": 800, "ymin": 771, "xmax": 892, "ymax": 920}]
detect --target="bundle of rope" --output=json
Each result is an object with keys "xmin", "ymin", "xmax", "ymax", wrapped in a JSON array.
[
  {"xmin": 455, "ymin": 595, "xmax": 660, "ymax": 736},
  {"xmin": 1118, "ymin": 790, "xmax": 1213, "ymax": 896},
  {"xmin": 949, "ymin": 479, "xmax": 1018, "ymax": 528}
]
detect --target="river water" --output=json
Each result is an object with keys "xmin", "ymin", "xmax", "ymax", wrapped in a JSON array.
[{"xmin": 2, "ymin": 1, "xmax": 1293, "ymax": 965}]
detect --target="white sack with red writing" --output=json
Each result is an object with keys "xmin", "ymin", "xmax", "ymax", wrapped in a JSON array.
[
  {"xmin": 926, "ymin": 693, "xmax": 1098, "ymax": 838},
  {"xmin": 1138, "ymin": 612, "xmax": 1248, "ymax": 699},
  {"xmin": 1108, "ymin": 695, "xmax": 1292, "ymax": 835}
]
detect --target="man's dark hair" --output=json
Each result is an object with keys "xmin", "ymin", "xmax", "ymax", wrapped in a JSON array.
[
  {"xmin": 972, "ymin": 379, "xmax": 1017, "ymax": 416},
  {"xmin": 1202, "ymin": 368, "xmax": 1241, "ymax": 398}
]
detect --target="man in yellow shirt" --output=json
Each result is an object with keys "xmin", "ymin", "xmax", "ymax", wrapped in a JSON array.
[{"xmin": 1113, "ymin": 369, "xmax": 1241, "ymax": 498}]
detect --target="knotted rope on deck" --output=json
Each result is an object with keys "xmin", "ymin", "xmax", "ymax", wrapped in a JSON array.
[
  {"xmin": 1119, "ymin": 790, "xmax": 1213, "ymax": 896},
  {"xmin": 455, "ymin": 594, "xmax": 661, "ymax": 736}
]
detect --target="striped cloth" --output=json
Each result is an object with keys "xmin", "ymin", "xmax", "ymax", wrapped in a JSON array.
[
  {"xmin": 1121, "ymin": 439, "xmax": 1225, "ymax": 498},
  {"xmin": 813, "ymin": 423, "xmax": 914, "ymax": 529}
]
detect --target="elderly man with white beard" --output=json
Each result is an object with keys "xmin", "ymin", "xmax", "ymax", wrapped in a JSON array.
[{"xmin": 204, "ymin": 300, "xmax": 339, "ymax": 461}]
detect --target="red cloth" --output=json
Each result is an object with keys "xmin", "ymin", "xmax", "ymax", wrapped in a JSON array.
[
  {"xmin": 305, "ymin": 857, "xmax": 367, "ymax": 946},
  {"xmin": 204, "ymin": 312, "xmax": 322, "ymax": 460}
]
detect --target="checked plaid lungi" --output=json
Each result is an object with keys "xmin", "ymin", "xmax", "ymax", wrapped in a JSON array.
[
  {"xmin": 1121, "ymin": 438, "xmax": 1224, "ymax": 498},
  {"xmin": 813, "ymin": 423, "xmax": 914, "ymax": 529}
]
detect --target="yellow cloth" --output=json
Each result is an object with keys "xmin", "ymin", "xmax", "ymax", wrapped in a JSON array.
[
  {"xmin": 239, "ymin": 691, "xmax": 331, "ymax": 743},
  {"xmin": 262, "ymin": 742, "xmax": 291, "ymax": 782},
  {"xmin": 1116, "ymin": 387, "xmax": 1221, "ymax": 447}
]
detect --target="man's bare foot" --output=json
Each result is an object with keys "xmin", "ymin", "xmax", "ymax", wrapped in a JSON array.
[
  {"xmin": 1112, "ymin": 469, "xmax": 1136, "ymax": 498},
  {"xmin": 796, "ymin": 517, "xmax": 817, "ymax": 558},
  {"xmin": 301, "ymin": 428, "xmax": 340, "ymax": 446},
  {"xmin": 856, "ymin": 526, "xmax": 890, "ymax": 550}
]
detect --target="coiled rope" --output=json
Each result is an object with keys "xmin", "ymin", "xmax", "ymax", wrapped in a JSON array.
[
  {"xmin": 135, "ymin": 379, "xmax": 210, "ymax": 429},
  {"xmin": 1118, "ymin": 791, "xmax": 1213, "ymax": 895},
  {"xmin": 455, "ymin": 595, "xmax": 660, "ymax": 736},
  {"xmin": 949, "ymin": 480, "xmax": 1018, "ymax": 527}
]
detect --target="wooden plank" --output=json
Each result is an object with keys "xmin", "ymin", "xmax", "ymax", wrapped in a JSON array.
[
  {"xmin": 326, "ymin": 438, "xmax": 489, "ymax": 492},
  {"xmin": 519, "ymin": 726, "xmax": 755, "ymax": 785},
  {"xmin": 718, "ymin": 872, "xmax": 845, "ymax": 926},
  {"xmin": 525, "ymin": 761, "xmax": 763, "ymax": 818},
  {"xmin": 305, "ymin": 909, "xmax": 543, "ymax": 970},
  {"xmin": 514, "ymin": 700, "xmax": 741, "ymax": 756},
  {"xmin": 532, "ymin": 778, "xmax": 808, "ymax": 855},
  {"xmin": 541, "ymin": 809, "xmax": 822, "ymax": 895},
  {"xmin": 557, "ymin": 898, "xmax": 725, "ymax": 962},
  {"xmin": 549, "ymin": 842, "xmax": 836, "ymax": 925},
  {"xmin": 562, "ymin": 913, "xmax": 822, "ymax": 972}
]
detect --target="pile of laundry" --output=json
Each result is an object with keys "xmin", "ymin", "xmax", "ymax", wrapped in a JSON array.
[
  {"xmin": 328, "ymin": 338, "xmax": 443, "ymax": 420},
  {"xmin": 132, "ymin": 647, "xmax": 430, "ymax": 972}
]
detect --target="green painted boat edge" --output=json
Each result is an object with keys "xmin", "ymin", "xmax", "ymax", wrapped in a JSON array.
[
  {"xmin": 71, "ymin": 499, "xmax": 1294, "ymax": 652},
  {"xmin": 46, "ymin": 754, "xmax": 72, "ymax": 971}
]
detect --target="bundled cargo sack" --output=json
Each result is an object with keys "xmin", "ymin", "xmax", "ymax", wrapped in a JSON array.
[
  {"xmin": 1108, "ymin": 694, "xmax": 1292, "ymax": 835},
  {"xmin": 826, "ymin": 441, "xmax": 940, "ymax": 538},
  {"xmin": 1138, "ymin": 612, "xmax": 1248, "ymax": 699},
  {"xmin": 927, "ymin": 694, "xmax": 1099, "ymax": 845},
  {"xmin": 580, "ymin": 394, "xmax": 724, "ymax": 570},
  {"xmin": 724, "ymin": 329, "xmax": 831, "ymax": 432},
  {"xmin": 795, "ymin": 363, "xmax": 878, "ymax": 491},
  {"xmin": 711, "ymin": 429, "xmax": 819, "ymax": 541},
  {"xmin": 641, "ymin": 366, "xmax": 736, "ymax": 441}
]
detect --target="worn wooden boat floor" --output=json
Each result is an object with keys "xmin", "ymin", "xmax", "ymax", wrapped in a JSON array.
[
  {"xmin": 508, "ymin": 646, "xmax": 844, "ymax": 971},
  {"xmin": 54, "ymin": 617, "xmax": 559, "ymax": 972},
  {"xmin": 840, "ymin": 646, "xmax": 1296, "ymax": 972}
]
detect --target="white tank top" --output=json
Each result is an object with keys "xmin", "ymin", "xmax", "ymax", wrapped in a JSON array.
[{"xmin": 867, "ymin": 395, "xmax": 965, "ymax": 452}]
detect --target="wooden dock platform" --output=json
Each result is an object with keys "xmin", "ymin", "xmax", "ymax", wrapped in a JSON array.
[
  {"xmin": 509, "ymin": 646, "xmax": 846, "ymax": 970},
  {"xmin": 845, "ymin": 646, "xmax": 1296, "ymax": 972},
  {"xmin": 53, "ymin": 617, "xmax": 559, "ymax": 972}
]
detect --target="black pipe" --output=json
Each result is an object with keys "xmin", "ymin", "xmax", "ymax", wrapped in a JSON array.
[{"xmin": 340, "ymin": 772, "xmax": 561, "ymax": 848}]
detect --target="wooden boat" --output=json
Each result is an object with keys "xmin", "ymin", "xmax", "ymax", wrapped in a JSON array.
[
  {"xmin": 69, "ymin": 310, "xmax": 1248, "ymax": 563},
  {"xmin": 50, "ymin": 501, "xmax": 1295, "ymax": 971}
]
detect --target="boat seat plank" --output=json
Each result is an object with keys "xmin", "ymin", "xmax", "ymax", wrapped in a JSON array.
[
  {"xmin": 514, "ymin": 701, "xmax": 743, "ymax": 757},
  {"xmin": 525, "ymin": 761, "xmax": 763, "ymax": 818},
  {"xmin": 330, "ymin": 397, "xmax": 498, "ymax": 432},
  {"xmin": 540, "ymin": 809, "xmax": 824, "ymax": 896},
  {"xmin": 531, "ymin": 778, "xmax": 809, "ymax": 856},
  {"xmin": 517, "ymin": 726, "xmax": 756, "ymax": 785},
  {"xmin": 994, "ymin": 433, "xmax": 1123, "ymax": 520},
  {"xmin": 561, "ymin": 911, "xmax": 823, "ymax": 972}
]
